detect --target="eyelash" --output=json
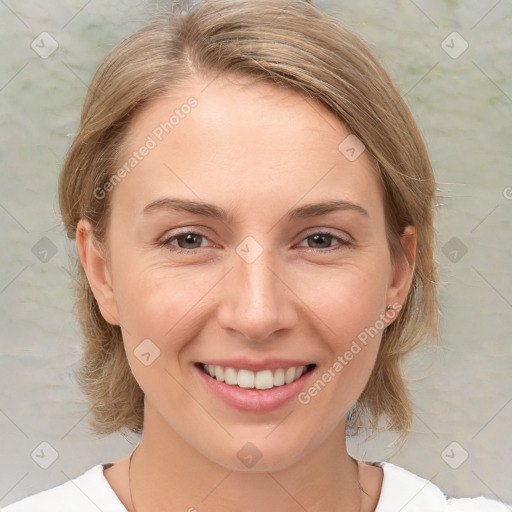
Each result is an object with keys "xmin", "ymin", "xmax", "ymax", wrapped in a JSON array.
[{"xmin": 159, "ymin": 229, "xmax": 352, "ymax": 255}]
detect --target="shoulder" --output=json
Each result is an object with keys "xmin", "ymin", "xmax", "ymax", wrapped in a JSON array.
[
  {"xmin": 372, "ymin": 460, "xmax": 510, "ymax": 511},
  {"xmin": 2, "ymin": 464, "xmax": 127, "ymax": 512}
]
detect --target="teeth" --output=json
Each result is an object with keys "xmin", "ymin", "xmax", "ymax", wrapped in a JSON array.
[
  {"xmin": 237, "ymin": 369, "xmax": 255, "ymax": 388},
  {"xmin": 254, "ymin": 370, "xmax": 273, "ymax": 390},
  {"xmin": 224, "ymin": 367, "xmax": 238, "ymax": 385},
  {"xmin": 202, "ymin": 364, "xmax": 311, "ymax": 390},
  {"xmin": 215, "ymin": 366, "xmax": 224, "ymax": 382},
  {"xmin": 285, "ymin": 367, "xmax": 296, "ymax": 384},
  {"xmin": 273, "ymin": 368, "xmax": 285, "ymax": 386}
]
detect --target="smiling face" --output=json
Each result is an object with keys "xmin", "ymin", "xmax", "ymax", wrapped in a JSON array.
[{"xmin": 77, "ymin": 73, "xmax": 415, "ymax": 471}]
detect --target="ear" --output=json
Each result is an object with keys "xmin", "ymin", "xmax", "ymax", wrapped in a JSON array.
[
  {"xmin": 385, "ymin": 225, "xmax": 416, "ymax": 310},
  {"xmin": 76, "ymin": 219, "xmax": 120, "ymax": 325}
]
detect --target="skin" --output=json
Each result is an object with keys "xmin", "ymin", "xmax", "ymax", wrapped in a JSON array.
[{"xmin": 76, "ymin": 73, "xmax": 416, "ymax": 512}]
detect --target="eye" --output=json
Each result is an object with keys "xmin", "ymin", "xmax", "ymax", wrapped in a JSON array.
[
  {"xmin": 160, "ymin": 230, "xmax": 213, "ymax": 252},
  {"xmin": 296, "ymin": 231, "xmax": 351, "ymax": 251},
  {"xmin": 159, "ymin": 229, "xmax": 351, "ymax": 254}
]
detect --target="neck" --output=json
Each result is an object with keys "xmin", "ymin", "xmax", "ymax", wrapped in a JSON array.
[{"xmin": 129, "ymin": 404, "xmax": 364, "ymax": 512}]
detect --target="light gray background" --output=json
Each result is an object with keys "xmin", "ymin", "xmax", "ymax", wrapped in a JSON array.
[{"xmin": 1, "ymin": 0, "xmax": 511, "ymax": 507}]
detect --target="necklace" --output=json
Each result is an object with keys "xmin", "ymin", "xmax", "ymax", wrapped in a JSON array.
[
  {"xmin": 128, "ymin": 448, "xmax": 363, "ymax": 512},
  {"xmin": 128, "ymin": 447, "xmax": 137, "ymax": 512}
]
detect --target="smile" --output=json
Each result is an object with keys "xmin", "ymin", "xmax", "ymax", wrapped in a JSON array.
[{"xmin": 199, "ymin": 363, "xmax": 316, "ymax": 390}]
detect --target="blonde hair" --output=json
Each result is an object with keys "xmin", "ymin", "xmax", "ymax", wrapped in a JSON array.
[{"xmin": 58, "ymin": 0, "xmax": 439, "ymax": 442}]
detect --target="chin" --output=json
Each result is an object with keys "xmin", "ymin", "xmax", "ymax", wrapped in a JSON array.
[{"xmin": 198, "ymin": 431, "xmax": 315, "ymax": 473}]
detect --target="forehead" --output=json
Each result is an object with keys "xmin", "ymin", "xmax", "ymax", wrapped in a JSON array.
[{"xmin": 112, "ymin": 73, "xmax": 385, "ymax": 225}]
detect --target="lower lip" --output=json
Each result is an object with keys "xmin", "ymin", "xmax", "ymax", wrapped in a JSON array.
[{"xmin": 195, "ymin": 364, "xmax": 315, "ymax": 413}]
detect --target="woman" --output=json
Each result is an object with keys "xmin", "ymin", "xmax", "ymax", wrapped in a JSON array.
[{"xmin": 4, "ymin": 0, "xmax": 508, "ymax": 510}]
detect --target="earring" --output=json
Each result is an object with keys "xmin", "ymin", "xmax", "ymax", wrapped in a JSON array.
[{"xmin": 385, "ymin": 304, "xmax": 394, "ymax": 312}]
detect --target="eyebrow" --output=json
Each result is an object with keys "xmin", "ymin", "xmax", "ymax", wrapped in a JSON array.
[{"xmin": 142, "ymin": 197, "xmax": 369, "ymax": 222}]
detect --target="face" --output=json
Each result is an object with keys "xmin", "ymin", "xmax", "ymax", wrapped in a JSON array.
[{"xmin": 78, "ymin": 73, "xmax": 415, "ymax": 472}]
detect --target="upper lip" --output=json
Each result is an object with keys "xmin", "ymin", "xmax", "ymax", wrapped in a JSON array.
[{"xmin": 198, "ymin": 358, "xmax": 315, "ymax": 372}]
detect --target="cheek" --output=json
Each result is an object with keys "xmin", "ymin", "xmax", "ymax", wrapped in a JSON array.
[
  {"xmin": 112, "ymin": 265, "xmax": 206, "ymax": 413},
  {"xmin": 294, "ymin": 264, "xmax": 387, "ymax": 402},
  {"xmin": 114, "ymin": 270, "xmax": 190, "ymax": 341},
  {"xmin": 110, "ymin": 252, "xmax": 216, "ymax": 368},
  {"xmin": 295, "ymin": 260, "xmax": 389, "ymax": 345}
]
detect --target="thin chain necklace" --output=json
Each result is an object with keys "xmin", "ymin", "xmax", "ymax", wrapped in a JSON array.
[{"xmin": 128, "ymin": 447, "xmax": 364, "ymax": 512}]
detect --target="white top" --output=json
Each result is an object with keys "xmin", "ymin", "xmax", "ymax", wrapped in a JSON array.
[{"xmin": 2, "ymin": 460, "xmax": 509, "ymax": 511}]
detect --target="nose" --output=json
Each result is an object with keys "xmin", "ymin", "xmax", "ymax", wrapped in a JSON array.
[{"xmin": 216, "ymin": 244, "xmax": 298, "ymax": 342}]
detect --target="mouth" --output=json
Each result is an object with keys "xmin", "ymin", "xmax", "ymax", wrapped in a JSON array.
[{"xmin": 195, "ymin": 362, "xmax": 317, "ymax": 390}]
